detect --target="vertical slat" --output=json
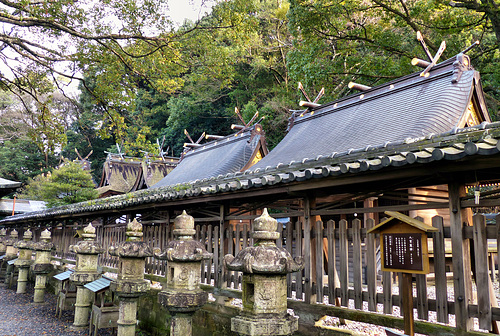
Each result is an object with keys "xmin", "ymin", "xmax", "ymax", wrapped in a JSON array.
[
  {"xmin": 304, "ymin": 198, "xmax": 312, "ymax": 304},
  {"xmin": 315, "ymin": 220, "xmax": 323, "ymax": 303},
  {"xmin": 473, "ymin": 214, "xmax": 492, "ymax": 331},
  {"xmin": 352, "ymin": 218, "xmax": 362, "ymax": 310},
  {"xmin": 327, "ymin": 220, "xmax": 336, "ymax": 305},
  {"xmin": 295, "ymin": 220, "xmax": 303, "ymax": 300},
  {"xmin": 200, "ymin": 224, "xmax": 207, "ymax": 283},
  {"xmin": 449, "ymin": 182, "xmax": 473, "ymax": 331},
  {"xmin": 416, "ymin": 274, "xmax": 428, "ymax": 320},
  {"xmin": 432, "ymin": 216, "xmax": 449, "ymax": 323},
  {"xmin": 154, "ymin": 225, "xmax": 160, "ymax": 275},
  {"xmin": 214, "ymin": 227, "xmax": 220, "ymax": 288},
  {"xmin": 366, "ymin": 218, "xmax": 377, "ymax": 312},
  {"xmin": 243, "ymin": 224, "xmax": 248, "ymax": 249},
  {"xmin": 286, "ymin": 221, "xmax": 293, "ymax": 298},
  {"xmin": 207, "ymin": 225, "xmax": 213, "ymax": 286},
  {"xmin": 383, "ymin": 271, "xmax": 393, "ymax": 314},
  {"xmin": 339, "ymin": 219, "xmax": 349, "ymax": 306},
  {"xmin": 235, "ymin": 224, "xmax": 241, "ymax": 290},
  {"xmin": 226, "ymin": 227, "xmax": 233, "ymax": 288},
  {"xmin": 277, "ymin": 220, "xmax": 283, "ymax": 248},
  {"xmin": 235, "ymin": 224, "xmax": 241, "ymax": 255}
]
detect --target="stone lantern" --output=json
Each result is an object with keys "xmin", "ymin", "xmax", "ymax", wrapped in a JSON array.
[
  {"xmin": 31, "ymin": 228, "xmax": 55, "ymax": 303},
  {"xmin": 0, "ymin": 228, "xmax": 7, "ymax": 255},
  {"xmin": 154, "ymin": 210, "xmax": 212, "ymax": 336},
  {"xmin": 109, "ymin": 218, "xmax": 153, "ymax": 336},
  {"xmin": 14, "ymin": 229, "xmax": 33, "ymax": 294},
  {"xmin": 224, "ymin": 208, "xmax": 304, "ymax": 336},
  {"xmin": 69, "ymin": 223, "xmax": 103, "ymax": 329},
  {"xmin": 3, "ymin": 229, "xmax": 18, "ymax": 285}
]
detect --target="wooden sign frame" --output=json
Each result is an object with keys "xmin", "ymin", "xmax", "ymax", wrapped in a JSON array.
[{"xmin": 368, "ymin": 210, "xmax": 437, "ymax": 275}]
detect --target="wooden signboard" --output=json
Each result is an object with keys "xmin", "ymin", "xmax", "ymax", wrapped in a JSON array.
[{"xmin": 368, "ymin": 211, "xmax": 437, "ymax": 274}]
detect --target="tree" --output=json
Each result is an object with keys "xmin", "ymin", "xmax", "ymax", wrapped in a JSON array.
[{"xmin": 18, "ymin": 162, "xmax": 98, "ymax": 208}]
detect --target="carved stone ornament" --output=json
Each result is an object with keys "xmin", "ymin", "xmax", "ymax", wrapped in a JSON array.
[
  {"xmin": 14, "ymin": 229, "xmax": 33, "ymax": 249},
  {"xmin": 69, "ymin": 223, "xmax": 103, "ymax": 255},
  {"xmin": 225, "ymin": 208, "xmax": 303, "ymax": 275},
  {"xmin": 32, "ymin": 229, "xmax": 55, "ymax": 252},
  {"xmin": 154, "ymin": 211, "xmax": 211, "ymax": 262},
  {"xmin": 5, "ymin": 229, "xmax": 18, "ymax": 246}
]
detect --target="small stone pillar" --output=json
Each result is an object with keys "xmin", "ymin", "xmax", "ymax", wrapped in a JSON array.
[
  {"xmin": 154, "ymin": 210, "xmax": 212, "ymax": 336},
  {"xmin": 0, "ymin": 228, "xmax": 7, "ymax": 256},
  {"xmin": 69, "ymin": 223, "xmax": 103, "ymax": 329},
  {"xmin": 31, "ymin": 229, "xmax": 55, "ymax": 303},
  {"xmin": 14, "ymin": 229, "xmax": 34, "ymax": 294},
  {"xmin": 109, "ymin": 218, "xmax": 153, "ymax": 336},
  {"xmin": 3, "ymin": 229, "xmax": 19, "ymax": 285},
  {"xmin": 225, "ymin": 208, "xmax": 304, "ymax": 336}
]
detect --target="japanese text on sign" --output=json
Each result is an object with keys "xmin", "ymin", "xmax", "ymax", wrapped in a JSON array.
[{"xmin": 382, "ymin": 233, "xmax": 423, "ymax": 271}]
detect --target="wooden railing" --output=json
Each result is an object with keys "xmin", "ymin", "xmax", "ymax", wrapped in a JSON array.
[{"xmin": 48, "ymin": 214, "xmax": 500, "ymax": 334}]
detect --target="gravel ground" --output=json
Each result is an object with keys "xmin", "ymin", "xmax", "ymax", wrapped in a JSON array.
[{"xmin": 0, "ymin": 282, "xmax": 115, "ymax": 336}]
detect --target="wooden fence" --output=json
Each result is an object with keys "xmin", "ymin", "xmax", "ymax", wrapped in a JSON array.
[{"xmin": 49, "ymin": 213, "xmax": 500, "ymax": 333}]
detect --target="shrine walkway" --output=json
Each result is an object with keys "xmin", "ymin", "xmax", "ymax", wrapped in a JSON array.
[{"xmin": 0, "ymin": 283, "xmax": 109, "ymax": 336}]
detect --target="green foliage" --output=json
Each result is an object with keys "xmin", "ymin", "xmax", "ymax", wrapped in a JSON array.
[
  {"xmin": 0, "ymin": 137, "xmax": 56, "ymax": 184},
  {"xmin": 18, "ymin": 162, "xmax": 98, "ymax": 208}
]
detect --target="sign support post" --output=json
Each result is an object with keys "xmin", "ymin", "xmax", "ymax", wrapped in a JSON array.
[{"xmin": 368, "ymin": 211, "xmax": 438, "ymax": 336}]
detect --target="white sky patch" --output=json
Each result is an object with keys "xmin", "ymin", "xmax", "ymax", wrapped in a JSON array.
[{"xmin": 168, "ymin": 0, "xmax": 215, "ymax": 26}]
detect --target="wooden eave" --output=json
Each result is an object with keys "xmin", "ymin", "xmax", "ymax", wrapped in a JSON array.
[{"xmin": 367, "ymin": 210, "xmax": 439, "ymax": 234}]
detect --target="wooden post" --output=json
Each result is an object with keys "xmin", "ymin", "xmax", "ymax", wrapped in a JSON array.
[
  {"xmin": 448, "ymin": 182, "xmax": 473, "ymax": 331},
  {"xmin": 432, "ymin": 216, "xmax": 449, "ymax": 324},
  {"xmin": 365, "ymin": 206, "xmax": 378, "ymax": 312},
  {"xmin": 303, "ymin": 196, "xmax": 312, "ymax": 303},
  {"xmin": 353, "ymin": 218, "xmax": 362, "ymax": 310},
  {"xmin": 402, "ymin": 273, "xmax": 414, "ymax": 336},
  {"xmin": 315, "ymin": 220, "xmax": 324, "ymax": 303},
  {"xmin": 339, "ymin": 219, "xmax": 349, "ymax": 306}
]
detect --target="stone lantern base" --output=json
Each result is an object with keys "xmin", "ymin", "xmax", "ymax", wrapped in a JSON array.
[{"xmin": 231, "ymin": 314, "xmax": 298, "ymax": 336}]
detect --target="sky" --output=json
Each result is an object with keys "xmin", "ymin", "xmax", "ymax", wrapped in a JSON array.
[{"xmin": 168, "ymin": 0, "xmax": 215, "ymax": 26}]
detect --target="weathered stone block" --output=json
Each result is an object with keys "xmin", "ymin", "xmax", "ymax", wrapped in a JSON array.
[
  {"xmin": 31, "ymin": 263, "xmax": 54, "ymax": 274},
  {"xmin": 231, "ymin": 315, "xmax": 299, "ymax": 336},
  {"xmin": 158, "ymin": 290, "xmax": 208, "ymax": 312}
]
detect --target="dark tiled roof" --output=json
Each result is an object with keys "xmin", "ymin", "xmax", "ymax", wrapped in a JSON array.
[
  {"xmin": 151, "ymin": 126, "xmax": 264, "ymax": 188},
  {"xmin": 2, "ymin": 121, "xmax": 500, "ymax": 225},
  {"xmin": 252, "ymin": 55, "xmax": 486, "ymax": 170}
]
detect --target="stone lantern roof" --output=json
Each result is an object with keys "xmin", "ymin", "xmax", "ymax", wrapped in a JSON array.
[
  {"xmin": 14, "ymin": 229, "xmax": 33, "ymax": 249},
  {"xmin": 225, "ymin": 208, "xmax": 303, "ymax": 275},
  {"xmin": 155, "ymin": 210, "xmax": 212, "ymax": 262}
]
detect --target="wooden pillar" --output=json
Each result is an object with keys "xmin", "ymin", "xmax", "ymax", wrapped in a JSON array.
[
  {"xmin": 364, "ymin": 198, "xmax": 377, "ymax": 312},
  {"xmin": 448, "ymin": 182, "xmax": 473, "ymax": 331},
  {"xmin": 402, "ymin": 273, "xmax": 414, "ymax": 336},
  {"xmin": 303, "ymin": 196, "xmax": 313, "ymax": 304}
]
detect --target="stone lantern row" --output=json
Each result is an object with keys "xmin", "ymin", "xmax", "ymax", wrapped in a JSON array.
[
  {"xmin": 0, "ymin": 227, "xmax": 55, "ymax": 302},
  {"xmin": 0, "ymin": 208, "xmax": 303, "ymax": 336}
]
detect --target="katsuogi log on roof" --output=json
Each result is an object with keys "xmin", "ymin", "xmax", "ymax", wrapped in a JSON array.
[
  {"xmin": 152, "ymin": 123, "xmax": 268, "ymax": 188},
  {"xmin": 251, "ymin": 53, "xmax": 490, "ymax": 171}
]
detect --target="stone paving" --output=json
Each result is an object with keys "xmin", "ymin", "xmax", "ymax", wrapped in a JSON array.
[{"xmin": 0, "ymin": 282, "xmax": 111, "ymax": 336}]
